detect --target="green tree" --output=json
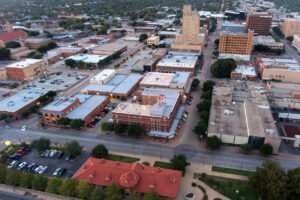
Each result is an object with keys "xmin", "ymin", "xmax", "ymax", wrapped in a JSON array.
[
  {"xmin": 5, "ymin": 41, "xmax": 21, "ymax": 48},
  {"xmin": 70, "ymin": 119, "xmax": 85, "ymax": 130},
  {"xmin": 201, "ymin": 90, "xmax": 212, "ymax": 100},
  {"xmin": 89, "ymin": 186, "xmax": 105, "ymax": 200},
  {"xmin": 47, "ymin": 42, "xmax": 58, "ymax": 49},
  {"xmin": 200, "ymin": 111, "xmax": 209, "ymax": 123},
  {"xmin": 211, "ymin": 59, "xmax": 237, "ymax": 78},
  {"xmin": 0, "ymin": 48, "xmax": 11, "ymax": 60},
  {"xmin": 139, "ymin": 33, "xmax": 148, "ymax": 42},
  {"xmin": 64, "ymin": 140, "xmax": 83, "ymax": 159},
  {"xmin": 65, "ymin": 59, "xmax": 77, "ymax": 68},
  {"xmin": 202, "ymin": 80, "xmax": 215, "ymax": 92},
  {"xmin": 19, "ymin": 172, "xmax": 33, "ymax": 189},
  {"xmin": 170, "ymin": 154, "xmax": 190, "ymax": 175},
  {"xmin": 59, "ymin": 179, "xmax": 78, "ymax": 197},
  {"xmin": 143, "ymin": 191, "xmax": 162, "ymax": 200},
  {"xmin": 128, "ymin": 124, "xmax": 143, "ymax": 138},
  {"xmin": 191, "ymin": 79, "xmax": 200, "ymax": 91},
  {"xmin": 286, "ymin": 36, "xmax": 294, "ymax": 42},
  {"xmin": 104, "ymin": 181, "xmax": 123, "ymax": 200},
  {"xmin": 206, "ymin": 136, "xmax": 222, "ymax": 150},
  {"xmin": 193, "ymin": 122, "xmax": 207, "ymax": 138},
  {"xmin": 0, "ymin": 164, "xmax": 6, "ymax": 183},
  {"xmin": 260, "ymin": 143, "xmax": 273, "ymax": 156},
  {"xmin": 57, "ymin": 117, "xmax": 71, "ymax": 128},
  {"xmin": 31, "ymin": 137, "xmax": 51, "ymax": 154},
  {"xmin": 249, "ymin": 160, "xmax": 288, "ymax": 200},
  {"xmin": 101, "ymin": 122, "xmax": 113, "ymax": 131},
  {"xmin": 46, "ymin": 177, "xmax": 62, "ymax": 194},
  {"xmin": 77, "ymin": 181, "xmax": 94, "ymax": 199},
  {"xmin": 31, "ymin": 174, "xmax": 48, "ymax": 191},
  {"xmin": 287, "ymin": 167, "xmax": 300, "ymax": 200},
  {"xmin": 240, "ymin": 144, "xmax": 253, "ymax": 154},
  {"xmin": 5, "ymin": 169, "xmax": 21, "ymax": 186},
  {"xmin": 114, "ymin": 124, "xmax": 127, "ymax": 135},
  {"xmin": 128, "ymin": 191, "xmax": 142, "ymax": 200},
  {"xmin": 91, "ymin": 144, "xmax": 108, "ymax": 159},
  {"xmin": 197, "ymin": 100, "xmax": 211, "ymax": 112}
]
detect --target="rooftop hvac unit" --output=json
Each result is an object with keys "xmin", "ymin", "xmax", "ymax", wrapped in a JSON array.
[{"xmin": 7, "ymin": 101, "xmax": 15, "ymax": 107}]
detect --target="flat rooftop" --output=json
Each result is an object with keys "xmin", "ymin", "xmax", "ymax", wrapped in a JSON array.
[
  {"xmin": 259, "ymin": 57, "xmax": 300, "ymax": 68},
  {"xmin": 48, "ymin": 46, "xmax": 83, "ymax": 54},
  {"xmin": 82, "ymin": 73, "xmax": 143, "ymax": 95},
  {"xmin": 140, "ymin": 72, "xmax": 189, "ymax": 88},
  {"xmin": 254, "ymin": 36, "xmax": 281, "ymax": 44},
  {"xmin": 6, "ymin": 59, "xmax": 43, "ymax": 68},
  {"xmin": 0, "ymin": 88, "xmax": 48, "ymax": 113},
  {"xmin": 156, "ymin": 53, "xmax": 198, "ymax": 69},
  {"xmin": 67, "ymin": 95, "xmax": 108, "ymax": 120},
  {"xmin": 90, "ymin": 69, "xmax": 116, "ymax": 83},
  {"xmin": 68, "ymin": 54, "xmax": 108, "ymax": 64},
  {"xmin": 92, "ymin": 43, "xmax": 127, "ymax": 55},
  {"xmin": 41, "ymin": 97, "xmax": 78, "ymax": 114},
  {"xmin": 233, "ymin": 65, "xmax": 257, "ymax": 76},
  {"xmin": 113, "ymin": 88, "xmax": 180, "ymax": 117}
]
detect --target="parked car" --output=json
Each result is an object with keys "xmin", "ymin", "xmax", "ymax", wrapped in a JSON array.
[
  {"xmin": 17, "ymin": 162, "xmax": 27, "ymax": 170},
  {"xmin": 8, "ymin": 154, "xmax": 21, "ymax": 160},
  {"xmin": 34, "ymin": 166, "xmax": 43, "ymax": 173},
  {"xmin": 49, "ymin": 150, "xmax": 57, "ymax": 158},
  {"xmin": 53, "ymin": 168, "xmax": 67, "ymax": 177},
  {"xmin": 39, "ymin": 166, "xmax": 48, "ymax": 174},
  {"xmin": 7, "ymin": 160, "xmax": 19, "ymax": 169},
  {"xmin": 26, "ymin": 163, "xmax": 37, "ymax": 172},
  {"xmin": 21, "ymin": 125, "xmax": 26, "ymax": 131},
  {"xmin": 56, "ymin": 151, "xmax": 64, "ymax": 159}
]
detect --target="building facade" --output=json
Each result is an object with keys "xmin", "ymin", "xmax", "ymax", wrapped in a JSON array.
[
  {"xmin": 25, "ymin": 38, "xmax": 52, "ymax": 49},
  {"xmin": 281, "ymin": 18, "xmax": 300, "ymax": 37},
  {"xmin": 292, "ymin": 34, "xmax": 300, "ymax": 52},
  {"xmin": 147, "ymin": 36, "xmax": 160, "ymax": 46},
  {"xmin": 244, "ymin": 12, "xmax": 272, "ymax": 35},
  {"xmin": 5, "ymin": 59, "xmax": 46, "ymax": 82},
  {"xmin": 219, "ymin": 31, "xmax": 254, "ymax": 61}
]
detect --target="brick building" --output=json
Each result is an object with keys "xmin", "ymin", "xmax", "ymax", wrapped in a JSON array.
[
  {"xmin": 5, "ymin": 59, "xmax": 46, "ymax": 82},
  {"xmin": 244, "ymin": 12, "xmax": 272, "ymax": 35},
  {"xmin": 24, "ymin": 38, "xmax": 52, "ymax": 49}
]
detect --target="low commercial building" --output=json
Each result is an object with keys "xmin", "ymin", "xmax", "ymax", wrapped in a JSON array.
[
  {"xmin": 5, "ymin": 59, "xmax": 46, "ymax": 82},
  {"xmin": 24, "ymin": 38, "xmax": 52, "ymax": 49},
  {"xmin": 292, "ymin": 34, "xmax": 300, "ymax": 52},
  {"xmin": 9, "ymin": 47, "xmax": 34, "ymax": 61},
  {"xmin": 156, "ymin": 52, "xmax": 199, "ymax": 76},
  {"xmin": 231, "ymin": 66, "xmax": 257, "ymax": 81},
  {"xmin": 147, "ymin": 35, "xmax": 160, "ymax": 46},
  {"xmin": 158, "ymin": 31, "xmax": 177, "ymax": 38},
  {"xmin": 112, "ymin": 88, "xmax": 183, "ymax": 138},
  {"xmin": 281, "ymin": 17, "xmax": 300, "ymax": 37},
  {"xmin": 131, "ymin": 59, "xmax": 149, "ymax": 72},
  {"xmin": 91, "ymin": 43, "xmax": 127, "ymax": 57},
  {"xmin": 140, "ymin": 72, "xmax": 190, "ymax": 93},
  {"xmin": 221, "ymin": 21, "xmax": 244, "ymax": 33},
  {"xmin": 0, "ymin": 88, "xmax": 48, "ymax": 117},
  {"xmin": 208, "ymin": 81, "xmax": 281, "ymax": 153},
  {"xmin": 82, "ymin": 73, "xmax": 143, "ymax": 100},
  {"xmin": 40, "ymin": 97, "xmax": 80, "ymax": 126},
  {"xmin": 73, "ymin": 158, "xmax": 181, "ymax": 199},
  {"xmin": 219, "ymin": 31, "xmax": 254, "ymax": 61},
  {"xmin": 282, "ymin": 125, "xmax": 300, "ymax": 148},
  {"xmin": 0, "ymin": 30, "xmax": 27, "ymax": 45},
  {"xmin": 134, "ymin": 26, "xmax": 158, "ymax": 33},
  {"xmin": 68, "ymin": 54, "xmax": 109, "ymax": 68},
  {"xmin": 257, "ymin": 57, "xmax": 300, "ymax": 83},
  {"xmin": 254, "ymin": 36, "xmax": 284, "ymax": 50},
  {"xmin": 47, "ymin": 46, "xmax": 84, "ymax": 58},
  {"xmin": 66, "ymin": 95, "xmax": 109, "ymax": 125},
  {"xmin": 90, "ymin": 69, "xmax": 116, "ymax": 84}
]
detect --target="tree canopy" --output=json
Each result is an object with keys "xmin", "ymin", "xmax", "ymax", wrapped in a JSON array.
[
  {"xmin": 210, "ymin": 59, "xmax": 237, "ymax": 78},
  {"xmin": 206, "ymin": 136, "xmax": 222, "ymax": 150},
  {"xmin": 170, "ymin": 154, "xmax": 190, "ymax": 175},
  {"xmin": 64, "ymin": 140, "xmax": 83, "ymax": 159},
  {"xmin": 91, "ymin": 144, "xmax": 109, "ymax": 159},
  {"xmin": 31, "ymin": 137, "xmax": 50, "ymax": 154}
]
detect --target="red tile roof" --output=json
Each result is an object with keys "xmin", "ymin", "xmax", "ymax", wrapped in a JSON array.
[
  {"xmin": 73, "ymin": 157, "xmax": 182, "ymax": 198},
  {"xmin": 0, "ymin": 31, "xmax": 27, "ymax": 43},
  {"xmin": 283, "ymin": 125, "xmax": 300, "ymax": 138}
]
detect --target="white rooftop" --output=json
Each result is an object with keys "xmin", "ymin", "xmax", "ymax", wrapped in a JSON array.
[
  {"xmin": 6, "ymin": 59, "xmax": 43, "ymax": 69},
  {"xmin": 260, "ymin": 57, "xmax": 300, "ymax": 68},
  {"xmin": 0, "ymin": 88, "xmax": 48, "ymax": 113},
  {"xmin": 140, "ymin": 72, "xmax": 189, "ymax": 88},
  {"xmin": 233, "ymin": 66, "xmax": 257, "ymax": 76},
  {"xmin": 90, "ymin": 69, "xmax": 116, "ymax": 83},
  {"xmin": 157, "ymin": 53, "xmax": 198, "ymax": 69},
  {"xmin": 68, "ymin": 54, "xmax": 108, "ymax": 64},
  {"xmin": 41, "ymin": 97, "xmax": 78, "ymax": 114}
]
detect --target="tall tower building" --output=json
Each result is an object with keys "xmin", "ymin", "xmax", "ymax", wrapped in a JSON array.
[
  {"xmin": 281, "ymin": 18, "xmax": 300, "ymax": 37},
  {"xmin": 244, "ymin": 12, "xmax": 272, "ymax": 35},
  {"xmin": 171, "ymin": 5, "xmax": 204, "ymax": 52}
]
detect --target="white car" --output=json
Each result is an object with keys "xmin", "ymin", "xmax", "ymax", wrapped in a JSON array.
[
  {"xmin": 34, "ymin": 166, "xmax": 43, "ymax": 173},
  {"xmin": 49, "ymin": 150, "xmax": 57, "ymax": 158},
  {"xmin": 21, "ymin": 125, "xmax": 26, "ymax": 131},
  {"xmin": 39, "ymin": 166, "xmax": 48, "ymax": 174},
  {"xmin": 17, "ymin": 162, "xmax": 27, "ymax": 170}
]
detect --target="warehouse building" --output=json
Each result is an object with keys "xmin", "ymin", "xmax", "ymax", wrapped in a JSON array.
[{"xmin": 90, "ymin": 69, "xmax": 116, "ymax": 84}]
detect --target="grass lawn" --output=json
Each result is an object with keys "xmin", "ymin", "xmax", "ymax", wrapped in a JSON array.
[
  {"xmin": 212, "ymin": 166, "xmax": 253, "ymax": 177},
  {"xmin": 106, "ymin": 154, "xmax": 140, "ymax": 163},
  {"xmin": 199, "ymin": 174, "xmax": 258, "ymax": 200},
  {"xmin": 153, "ymin": 161, "xmax": 173, "ymax": 169}
]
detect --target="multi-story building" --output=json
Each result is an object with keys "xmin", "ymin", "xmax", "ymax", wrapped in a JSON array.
[
  {"xmin": 219, "ymin": 31, "xmax": 254, "ymax": 61},
  {"xmin": 171, "ymin": 5, "xmax": 204, "ymax": 52},
  {"xmin": 292, "ymin": 34, "xmax": 300, "ymax": 52},
  {"xmin": 155, "ymin": 52, "xmax": 199, "ymax": 76},
  {"xmin": 0, "ymin": 88, "xmax": 48, "ymax": 117},
  {"xmin": 244, "ymin": 12, "xmax": 272, "ymax": 35},
  {"xmin": 41, "ymin": 97, "xmax": 80, "ymax": 126},
  {"xmin": 281, "ymin": 18, "xmax": 300, "ymax": 37},
  {"xmin": 24, "ymin": 38, "xmax": 52, "ymax": 49},
  {"xmin": 147, "ymin": 35, "xmax": 160, "ymax": 46},
  {"xmin": 221, "ymin": 21, "xmax": 244, "ymax": 33},
  {"xmin": 257, "ymin": 57, "xmax": 300, "ymax": 83},
  {"xmin": 5, "ymin": 59, "xmax": 46, "ymax": 82},
  {"xmin": 112, "ymin": 88, "xmax": 183, "ymax": 138}
]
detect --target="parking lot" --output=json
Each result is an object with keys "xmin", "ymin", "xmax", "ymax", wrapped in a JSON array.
[
  {"xmin": 26, "ymin": 72, "xmax": 88, "ymax": 92},
  {"xmin": 8, "ymin": 149, "xmax": 89, "ymax": 178}
]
